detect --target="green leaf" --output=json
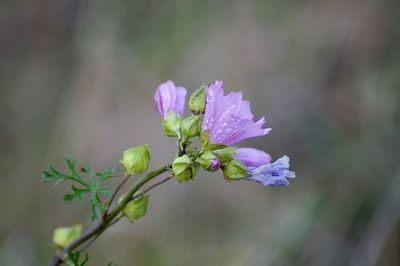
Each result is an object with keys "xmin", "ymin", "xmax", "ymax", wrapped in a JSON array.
[
  {"xmin": 42, "ymin": 156, "xmax": 117, "ymax": 220},
  {"xmin": 63, "ymin": 185, "xmax": 90, "ymax": 204},
  {"xmin": 41, "ymin": 165, "xmax": 69, "ymax": 185},
  {"xmin": 64, "ymin": 156, "xmax": 89, "ymax": 187},
  {"xmin": 98, "ymin": 167, "xmax": 118, "ymax": 182},
  {"xmin": 63, "ymin": 194, "xmax": 75, "ymax": 203},
  {"xmin": 97, "ymin": 187, "xmax": 111, "ymax": 195},
  {"xmin": 66, "ymin": 251, "xmax": 89, "ymax": 266}
]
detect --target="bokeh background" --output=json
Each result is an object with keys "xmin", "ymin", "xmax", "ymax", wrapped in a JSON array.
[{"xmin": 1, "ymin": 0, "xmax": 400, "ymax": 265}]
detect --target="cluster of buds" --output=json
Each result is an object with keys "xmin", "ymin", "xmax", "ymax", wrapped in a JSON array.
[
  {"xmin": 154, "ymin": 80, "xmax": 296, "ymax": 186},
  {"xmin": 45, "ymin": 79, "xmax": 297, "ymax": 265}
]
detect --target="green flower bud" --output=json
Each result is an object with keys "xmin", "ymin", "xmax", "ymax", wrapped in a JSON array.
[
  {"xmin": 172, "ymin": 155, "xmax": 197, "ymax": 182},
  {"xmin": 52, "ymin": 224, "xmax": 82, "ymax": 249},
  {"xmin": 123, "ymin": 194, "xmax": 148, "ymax": 221},
  {"xmin": 162, "ymin": 112, "xmax": 182, "ymax": 137},
  {"xmin": 196, "ymin": 151, "xmax": 216, "ymax": 170},
  {"xmin": 189, "ymin": 85, "xmax": 206, "ymax": 114},
  {"xmin": 181, "ymin": 115, "xmax": 202, "ymax": 138},
  {"xmin": 212, "ymin": 147, "xmax": 236, "ymax": 164},
  {"xmin": 172, "ymin": 155, "xmax": 191, "ymax": 176},
  {"xmin": 222, "ymin": 160, "xmax": 249, "ymax": 181},
  {"xmin": 120, "ymin": 144, "xmax": 151, "ymax": 175}
]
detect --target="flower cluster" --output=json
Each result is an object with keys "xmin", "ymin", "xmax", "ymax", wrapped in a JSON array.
[
  {"xmin": 43, "ymin": 79, "xmax": 297, "ymax": 265},
  {"xmin": 154, "ymin": 80, "xmax": 296, "ymax": 186}
]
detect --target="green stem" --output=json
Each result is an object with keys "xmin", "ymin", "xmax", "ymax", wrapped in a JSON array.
[
  {"xmin": 49, "ymin": 165, "xmax": 168, "ymax": 266},
  {"xmin": 104, "ymin": 166, "xmax": 168, "ymax": 223}
]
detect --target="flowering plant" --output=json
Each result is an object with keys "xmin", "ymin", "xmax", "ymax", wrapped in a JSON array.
[{"xmin": 43, "ymin": 80, "xmax": 295, "ymax": 265}]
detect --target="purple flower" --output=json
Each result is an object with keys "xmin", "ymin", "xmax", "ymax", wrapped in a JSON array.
[
  {"xmin": 246, "ymin": 155, "xmax": 296, "ymax": 186},
  {"xmin": 202, "ymin": 81, "xmax": 271, "ymax": 145},
  {"xmin": 154, "ymin": 81, "xmax": 187, "ymax": 119},
  {"xmin": 234, "ymin": 147, "xmax": 272, "ymax": 168}
]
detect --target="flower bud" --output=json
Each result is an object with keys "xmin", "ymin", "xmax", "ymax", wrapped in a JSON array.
[
  {"xmin": 181, "ymin": 115, "xmax": 202, "ymax": 138},
  {"xmin": 222, "ymin": 160, "xmax": 249, "ymax": 181},
  {"xmin": 154, "ymin": 80, "xmax": 187, "ymax": 118},
  {"xmin": 213, "ymin": 147, "xmax": 236, "ymax": 164},
  {"xmin": 172, "ymin": 155, "xmax": 197, "ymax": 182},
  {"xmin": 196, "ymin": 151, "xmax": 219, "ymax": 171},
  {"xmin": 120, "ymin": 144, "xmax": 151, "ymax": 175},
  {"xmin": 123, "ymin": 194, "xmax": 148, "ymax": 221},
  {"xmin": 208, "ymin": 159, "xmax": 220, "ymax": 171},
  {"xmin": 52, "ymin": 224, "xmax": 82, "ymax": 249},
  {"xmin": 189, "ymin": 85, "xmax": 206, "ymax": 114},
  {"xmin": 162, "ymin": 112, "xmax": 182, "ymax": 137}
]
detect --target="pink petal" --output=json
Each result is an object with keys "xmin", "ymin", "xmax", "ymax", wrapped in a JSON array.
[{"xmin": 235, "ymin": 147, "xmax": 272, "ymax": 167}]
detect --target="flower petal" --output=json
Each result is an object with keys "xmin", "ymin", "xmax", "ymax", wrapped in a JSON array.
[
  {"xmin": 175, "ymin": 87, "xmax": 187, "ymax": 117},
  {"xmin": 251, "ymin": 174, "xmax": 290, "ymax": 186},
  {"xmin": 235, "ymin": 148, "xmax": 272, "ymax": 168},
  {"xmin": 247, "ymin": 155, "xmax": 295, "ymax": 187},
  {"xmin": 202, "ymin": 80, "xmax": 224, "ymax": 131}
]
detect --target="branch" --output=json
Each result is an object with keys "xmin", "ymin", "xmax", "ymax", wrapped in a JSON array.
[
  {"xmin": 49, "ymin": 165, "xmax": 169, "ymax": 266},
  {"xmin": 79, "ymin": 176, "xmax": 174, "ymax": 254}
]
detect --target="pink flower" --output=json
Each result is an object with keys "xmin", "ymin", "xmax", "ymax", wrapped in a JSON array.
[
  {"xmin": 154, "ymin": 81, "xmax": 187, "ymax": 118},
  {"xmin": 202, "ymin": 81, "xmax": 271, "ymax": 145},
  {"xmin": 234, "ymin": 147, "xmax": 271, "ymax": 168}
]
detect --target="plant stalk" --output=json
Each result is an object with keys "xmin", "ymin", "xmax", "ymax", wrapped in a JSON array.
[{"xmin": 49, "ymin": 165, "xmax": 168, "ymax": 266}]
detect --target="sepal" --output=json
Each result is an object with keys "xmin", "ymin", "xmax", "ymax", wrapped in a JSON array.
[
  {"xmin": 162, "ymin": 112, "xmax": 182, "ymax": 137},
  {"xmin": 181, "ymin": 115, "xmax": 202, "ymax": 138},
  {"xmin": 212, "ymin": 147, "xmax": 236, "ymax": 164},
  {"xmin": 195, "ymin": 151, "xmax": 219, "ymax": 171},
  {"xmin": 172, "ymin": 155, "xmax": 197, "ymax": 182},
  {"xmin": 222, "ymin": 160, "xmax": 249, "ymax": 181},
  {"xmin": 123, "ymin": 194, "xmax": 149, "ymax": 221}
]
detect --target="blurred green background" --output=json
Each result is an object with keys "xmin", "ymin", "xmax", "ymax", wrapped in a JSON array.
[{"xmin": 1, "ymin": 0, "xmax": 400, "ymax": 265}]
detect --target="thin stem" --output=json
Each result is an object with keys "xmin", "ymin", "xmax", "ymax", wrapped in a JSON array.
[
  {"xmin": 78, "ymin": 213, "xmax": 124, "ymax": 253},
  {"xmin": 49, "ymin": 165, "xmax": 168, "ymax": 266},
  {"xmin": 104, "ymin": 166, "xmax": 168, "ymax": 224},
  {"xmin": 77, "ymin": 228, "xmax": 104, "ymax": 253},
  {"xmin": 78, "ymin": 176, "xmax": 174, "ymax": 255},
  {"xmin": 141, "ymin": 175, "xmax": 173, "ymax": 195},
  {"xmin": 178, "ymin": 135, "xmax": 189, "ymax": 156},
  {"xmin": 108, "ymin": 213, "xmax": 125, "ymax": 227},
  {"xmin": 104, "ymin": 174, "xmax": 131, "ymax": 216}
]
